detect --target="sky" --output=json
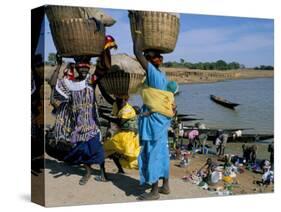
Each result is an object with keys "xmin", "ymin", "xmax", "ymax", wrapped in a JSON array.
[{"xmin": 37, "ymin": 8, "xmax": 274, "ymax": 68}]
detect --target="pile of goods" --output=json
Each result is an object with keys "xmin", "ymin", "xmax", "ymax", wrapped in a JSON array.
[
  {"xmin": 46, "ymin": 5, "xmax": 115, "ymax": 57},
  {"xmin": 129, "ymin": 11, "xmax": 180, "ymax": 53},
  {"xmin": 100, "ymin": 54, "xmax": 146, "ymax": 95}
]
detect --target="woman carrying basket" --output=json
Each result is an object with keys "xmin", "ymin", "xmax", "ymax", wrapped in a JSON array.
[
  {"xmin": 131, "ymin": 11, "xmax": 178, "ymax": 200},
  {"xmin": 47, "ymin": 35, "xmax": 117, "ymax": 185}
]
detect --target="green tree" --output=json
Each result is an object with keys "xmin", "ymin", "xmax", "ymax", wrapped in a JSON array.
[
  {"xmin": 228, "ymin": 62, "xmax": 240, "ymax": 70},
  {"xmin": 163, "ymin": 62, "xmax": 173, "ymax": 67},
  {"xmin": 215, "ymin": 60, "xmax": 228, "ymax": 70}
]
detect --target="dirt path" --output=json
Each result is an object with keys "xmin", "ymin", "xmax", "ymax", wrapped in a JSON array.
[
  {"xmin": 31, "ymin": 152, "xmax": 273, "ymax": 207},
  {"xmin": 41, "ymin": 157, "xmax": 212, "ymax": 207}
]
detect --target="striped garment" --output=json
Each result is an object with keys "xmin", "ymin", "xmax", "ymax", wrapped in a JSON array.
[{"xmin": 53, "ymin": 75, "xmax": 99, "ymax": 144}]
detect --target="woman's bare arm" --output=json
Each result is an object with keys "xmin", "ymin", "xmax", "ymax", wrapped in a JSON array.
[{"xmin": 132, "ymin": 11, "xmax": 148, "ymax": 72}]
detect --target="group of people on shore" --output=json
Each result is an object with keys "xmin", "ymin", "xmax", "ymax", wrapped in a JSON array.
[
  {"xmin": 171, "ymin": 121, "xmax": 274, "ymax": 188},
  {"xmin": 32, "ymin": 19, "xmax": 178, "ymax": 200}
]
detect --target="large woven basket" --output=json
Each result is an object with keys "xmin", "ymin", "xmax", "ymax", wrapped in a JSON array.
[
  {"xmin": 46, "ymin": 5, "xmax": 116, "ymax": 26},
  {"xmin": 46, "ymin": 5, "xmax": 89, "ymax": 21},
  {"xmin": 100, "ymin": 54, "xmax": 146, "ymax": 95},
  {"xmin": 49, "ymin": 18, "xmax": 105, "ymax": 57},
  {"xmin": 129, "ymin": 11, "xmax": 180, "ymax": 53}
]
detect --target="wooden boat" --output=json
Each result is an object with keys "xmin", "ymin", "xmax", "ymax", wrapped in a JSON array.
[
  {"xmin": 205, "ymin": 133, "xmax": 273, "ymax": 143},
  {"xmin": 177, "ymin": 113, "xmax": 196, "ymax": 117},
  {"xmin": 210, "ymin": 95, "xmax": 240, "ymax": 109},
  {"xmin": 178, "ymin": 117, "xmax": 203, "ymax": 122}
]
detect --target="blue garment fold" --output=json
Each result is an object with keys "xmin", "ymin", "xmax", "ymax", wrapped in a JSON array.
[
  {"xmin": 63, "ymin": 133, "xmax": 104, "ymax": 165},
  {"xmin": 138, "ymin": 133, "xmax": 170, "ymax": 185},
  {"xmin": 138, "ymin": 62, "xmax": 171, "ymax": 185}
]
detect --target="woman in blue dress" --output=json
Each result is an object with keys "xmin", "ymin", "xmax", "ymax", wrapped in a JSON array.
[{"xmin": 132, "ymin": 12, "xmax": 176, "ymax": 200}]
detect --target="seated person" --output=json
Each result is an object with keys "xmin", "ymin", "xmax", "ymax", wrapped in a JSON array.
[{"xmin": 198, "ymin": 158, "xmax": 218, "ymax": 184}]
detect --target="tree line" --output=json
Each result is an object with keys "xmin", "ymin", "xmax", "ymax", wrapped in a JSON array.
[
  {"xmin": 161, "ymin": 58, "xmax": 273, "ymax": 71},
  {"xmin": 46, "ymin": 53, "xmax": 273, "ymax": 70},
  {"xmin": 254, "ymin": 65, "xmax": 274, "ymax": 70}
]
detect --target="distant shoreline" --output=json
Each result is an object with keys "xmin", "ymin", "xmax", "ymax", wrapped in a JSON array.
[
  {"xmin": 176, "ymin": 76, "xmax": 273, "ymax": 85},
  {"xmin": 163, "ymin": 67, "xmax": 274, "ymax": 84},
  {"xmin": 44, "ymin": 65, "xmax": 273, "ymax": 85}
]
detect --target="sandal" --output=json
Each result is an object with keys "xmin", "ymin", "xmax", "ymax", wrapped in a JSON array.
[
  {"xmin": 158, "ymin": 187, "xmax": 170, "ymax": 195},
  {"xmin": 137, "ymin": 192, "xmax": 160, "ymax": 201},
  {"xmin": 94, "ymin": 175, "xmax": 109, "ymax": 182},
  {"xmin": 79, "ymin": 174, "xmax": 90, "ymax": 185}
]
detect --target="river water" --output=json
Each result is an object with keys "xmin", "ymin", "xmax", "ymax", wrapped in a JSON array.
[{"xmin": 130, "ymin": 78, "xmax": 274, "ymax": 135}]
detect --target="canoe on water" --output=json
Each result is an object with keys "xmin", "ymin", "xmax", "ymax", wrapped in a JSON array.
[{"xmin": 210, "ymin": 95, "xmax": 240, "ymax": 109}]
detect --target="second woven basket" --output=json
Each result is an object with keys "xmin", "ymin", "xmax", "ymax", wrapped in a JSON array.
[{"xmin": 129, "ymin": 11, "xmax": 180, "ymax": 54}]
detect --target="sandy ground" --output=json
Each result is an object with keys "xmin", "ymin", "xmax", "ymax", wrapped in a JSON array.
[
  {"xmin": 31, "ymin": 149, "xmax": 273, "ymax": 207},
  {"xmin": 36, "ymin": 157, "xmax": 213, "ymax": 207}
]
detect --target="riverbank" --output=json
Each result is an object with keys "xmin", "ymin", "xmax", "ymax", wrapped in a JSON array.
[
  {"xmin": 163, "ymin": 67, "xmax": 273, "ymax": 84},
  {"xmin": 43, "ymin": 65, "xmax": 273, "ymax": 84}
]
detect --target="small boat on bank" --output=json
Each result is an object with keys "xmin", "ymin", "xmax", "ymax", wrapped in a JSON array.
[
  {"xmin": 205, "ymin": 133, "xmax": 274, "ymax": 143},
  {"xmin": 178, "ymin": 117, "xmax": 204, "ymax": 122},
  {"xmin": 210, "ymin": 95, "xmax": 240, "ymax": 109}
]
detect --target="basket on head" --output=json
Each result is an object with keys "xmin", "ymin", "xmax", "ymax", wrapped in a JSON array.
[
  {"xmin": 100, "ymin": 54, "xmax": 146, "ymax": 96},
  {"xmin": 46, "ymin": 5, "xmax": 116, "ymax": 26},
  {"xmin": 129, "ymin": 11, "xmax": 180, "ymax": 54},
  {"xmin": 49, "ymin": 18, "xmax": 105, "ymax": 57}
]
